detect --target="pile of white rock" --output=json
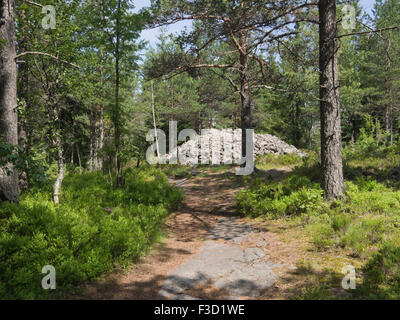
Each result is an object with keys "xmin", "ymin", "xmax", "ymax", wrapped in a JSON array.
[
  {"xmin": 160, "ymin": 129, "xmax": 306, "ymax": 166},
  {"xmin": 253, "ymin": 132, "xmax": 307, "ymax": 158}
]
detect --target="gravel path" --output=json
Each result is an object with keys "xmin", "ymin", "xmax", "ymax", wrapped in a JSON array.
[
  {"xmin": 158, "ymin": 177, "xmax": 280, "ymax": 300},
  {"xmin": 78, "ymin": 169, "xmax": 294, "ymax": 300}
]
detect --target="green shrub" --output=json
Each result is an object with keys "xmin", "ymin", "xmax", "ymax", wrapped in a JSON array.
[
  {"xmin": 236, "ymin": 175, "xmax": 323, "ymax": 218},
  {"xmin": 0, "ymin": 168, "xmax": 183, "ymax": 299},
  {"xmin": 301, "ymin": 150, "xmax": 320, "ymax": 168},
  {"xmin": 286, "ymin": 188, "xmax": 323, "ymax": 216},
  {"xmin": 307, "ymin": 220, "xmax": 335, "ymax": 250},
  {"xmin": 343, "ymin": 115, "xmax": 386, "ymax": 160},
  {"xmin": 353, "ymin": 176, "xmax": 382, "ymax": 192},
  {"xmin": 362, "ymin": 241, "xmax": 400, "ymax": 299},
  {"xmin": 340, "ymin": 218, "xmax": 385, "ymax": 256},
  {"xmin": 331, "ymin": 214, "xmax": 352, "ymax": 232},
  {"xmin": 345, "ymin": 179, "xmax": 400, "ymax": 216}
]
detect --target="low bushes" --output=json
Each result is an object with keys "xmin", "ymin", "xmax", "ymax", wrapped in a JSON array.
[
  {"xmin": 236, "ymin": 169, "xmax": 400, "ymax": 257},
  {"xmin": 361, "ymin": 241, "xmax": 400, "ymax": 299},
  {"xmin": 236, "ymin": 175, "xmax": 323, "ymax": 218},
  {"xmin": 0, "ymin": 168, "xmax": 183, "ymax": 299},
  {"xmin": 237, "ymin": 142, "xmax": 400, "ymax": 298}
]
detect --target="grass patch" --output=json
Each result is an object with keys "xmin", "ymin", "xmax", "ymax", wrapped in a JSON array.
[{"xmin": 255, "ymin": 153, "xmax": 303, "ymax": 171}]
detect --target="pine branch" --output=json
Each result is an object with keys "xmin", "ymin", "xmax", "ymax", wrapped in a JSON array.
[{"xmin": 336, "ymin": 25, "xmax": 400, "ymax": 39}]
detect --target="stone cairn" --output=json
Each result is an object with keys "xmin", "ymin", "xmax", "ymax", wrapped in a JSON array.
[{"xmin": 160, "ymin": 129, "xmax": 306, "ymax": 166}]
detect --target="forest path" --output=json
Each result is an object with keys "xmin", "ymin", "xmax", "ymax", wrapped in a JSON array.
[{"xmin": 79, "ymin": 168, "xmax": 300, "ymax": 300}]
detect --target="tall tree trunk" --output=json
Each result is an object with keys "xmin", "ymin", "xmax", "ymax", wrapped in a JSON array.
[
  {"xmin": 389, "ymin": 105, "xmax": 393, "ymax": 146},
  {"xmin": 238, "ymin": 30, "xmax": 252, "ymax": 162},
  {"xmin": 53, "ymin": 130, "xmax": 64, "ymax": 204},
  {"xmin": 292, "ymin": 101, "xmax": 301, "ymax": 147},
  {"xmin": 98, "ymin": 47, "xmax": 104, "ymax": 169},
  {"xmin": 0, "ymin": 0, "xmax": 19, "ymax": 203},
  {"xmin": 71, "ymin": 142, "xmax": 74, "ymax": 164},
  {"xmin": 384, "ymin": 74, "xmax": 391, "ymax": 146},
  {"xmin": 114, "ymin": 0, "xmax": 122, "ymax": 187},
  {"xmin": 89, "ymin": 106, "xmax": 96, "ymax": 170},
  {"xmin": 351, "ymin": 117, "xmax": 356, "ymax": 151},
  {"xmin": 151, "ymin": 80, "xmax": 159, "ymax": 157},
  {"xmin": 197, "ymin": 111, "xmax": 202, "ymax": 132},
  {"xmin": 376, "ymin": 117, "xmax": 381, "ymax": 147},
  {"xmin": 17, "ymin": 7, "xmax": 30, "ymax": 190},
  {"xmin": 18, "ymin": 100, "xmax": 29, "ymax": 190},
  {"xmin": 384, "ymin": 40, "xmax": 393, "ymax": 146},
  {"xmin": 95, "ymin": 0, "xmax": 104, "ymax": 170},
  {"xmin": 77, "ymin": 143, "xmax": 82, "ymax": 168},
  {"xmin": 318, "ymin": 0, "xmax": 345, "ymax": 200}
]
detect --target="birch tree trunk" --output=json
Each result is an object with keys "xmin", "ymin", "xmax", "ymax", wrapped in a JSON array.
[{"xmin": 53, "ymin": 131, "xmax": 64, "ymax": 204}]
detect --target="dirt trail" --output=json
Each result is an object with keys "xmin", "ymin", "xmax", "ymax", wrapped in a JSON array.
[{"xmin": 79, "ymin": 169, "xmax": 302, "ymax": 300}]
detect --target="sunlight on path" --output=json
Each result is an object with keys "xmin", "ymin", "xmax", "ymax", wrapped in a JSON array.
[{"xmin": 159, "ymin": 174, "xmax": 282, "ymax": 300}]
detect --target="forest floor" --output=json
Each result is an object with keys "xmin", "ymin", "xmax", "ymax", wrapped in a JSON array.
[{"xmin": 76, "ymin": 166, "xmax": 351, "ymax": 300}]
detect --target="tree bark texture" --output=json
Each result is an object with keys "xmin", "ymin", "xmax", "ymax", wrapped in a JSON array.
[
  {"xmin": 0, "ymin": 0, "xmax": 19, "ymax": 203},
  {"xmin": 319, "ymin": 0, "xmax": 345, "ymax": 200}
]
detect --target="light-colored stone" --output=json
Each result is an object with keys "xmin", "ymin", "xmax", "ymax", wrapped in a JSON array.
[
  {"xmin": 214, "ymin": 263, "xmax": 276, "ymax": 297},
  {"xmin": 244, "ymin": 248, "xmax": 266, "ymax": 263},
  {"xmin": 160, "ymin": 129, "xmax": 306, "ymax": 166},
  {"xmin": 159, "ymin": 219, "xmax": 277, "ymax": 300}
]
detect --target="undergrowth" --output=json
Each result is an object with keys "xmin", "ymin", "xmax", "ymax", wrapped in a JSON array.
[
  {"xmin": 0, "ymin": 167, "xmax": 183, "ymax": 299},
  {"xmin": 255, "ymin": 153, "xmax": 303, "ymax": 171},
  {"xmin": 236, "ymin": 147, "xmax": 400, "ymax": 299}
]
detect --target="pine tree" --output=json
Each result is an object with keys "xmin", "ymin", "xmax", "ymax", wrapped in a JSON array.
[
  {"xmin": 318, "ymin": 0, "xmax": 345, "ymax": 200},
  {"xmin": 0, "ymin": 0, "xmax": 19, "ymax": 203}
]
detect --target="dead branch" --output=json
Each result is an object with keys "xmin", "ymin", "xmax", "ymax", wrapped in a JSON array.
[{"xmin": 15, "ymin": 52, "xmax": 80, "ymax": 69}]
